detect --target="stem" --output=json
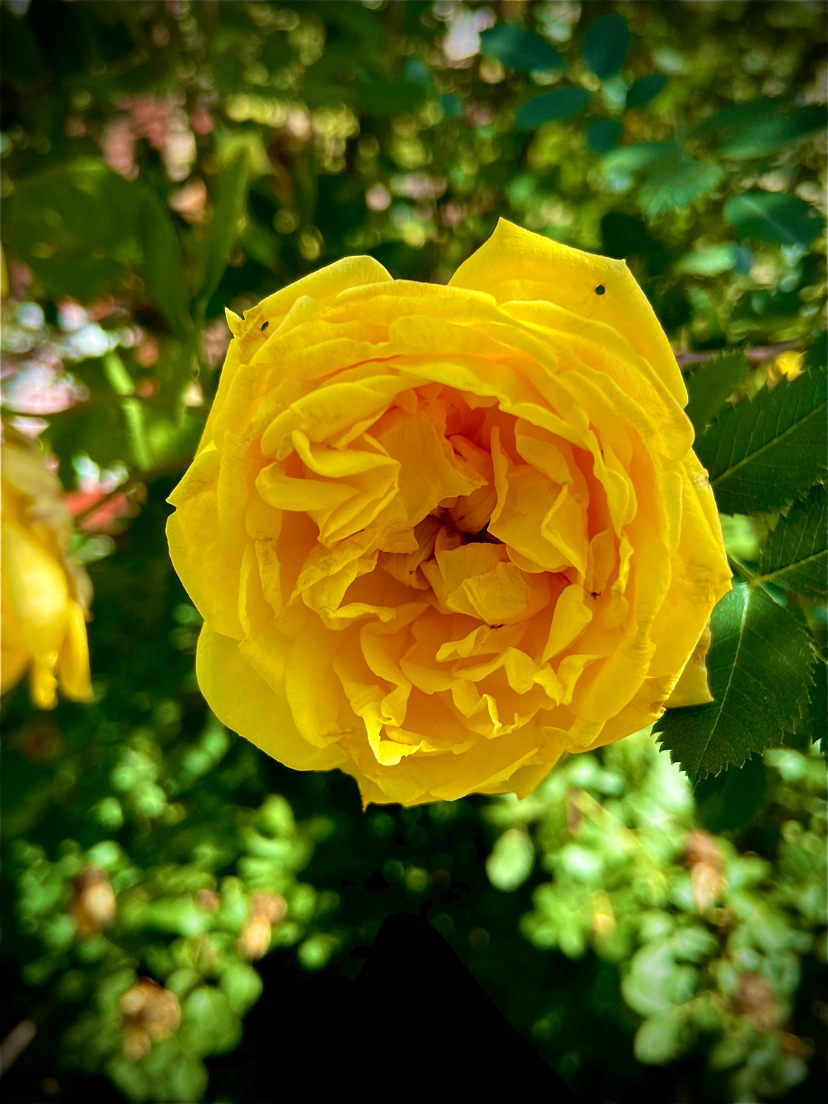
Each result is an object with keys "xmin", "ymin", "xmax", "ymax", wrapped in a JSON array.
[
  {"xmin": 727, "ymin": 553, "xmax": 756, "ymax": 585},
  {"xmin": 676, "ymin": 340, "xmax": 806, "ymax": 368}
]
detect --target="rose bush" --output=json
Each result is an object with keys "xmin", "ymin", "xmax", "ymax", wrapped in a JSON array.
[
  {"xmin": 1, "ymin": 429, "xmax": 92, "ymax": 709},
  {"xmin": 167, "ymin": 220, "xmax": 731, "ymax": 808}
]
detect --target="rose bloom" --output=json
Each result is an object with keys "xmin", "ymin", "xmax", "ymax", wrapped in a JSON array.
[
  {"xmin": 167, "ymin": 221, "xmax": 731, "ymax": 808},
  {"xmin": 1, "ymin": 430, "xmax": 92, "ymax": 709}
]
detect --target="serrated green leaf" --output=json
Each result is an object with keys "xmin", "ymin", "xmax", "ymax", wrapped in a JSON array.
[
  {"xmin": 755, "ymin": 485, "xmax": 827, "ymax": 598},
  {"xmin": 638, "ymin": 155, "xmax": 725, "ymax": 216},
  {"xmin": 516, "ymin": 87, "xmax": 590, "ymax": 128},
  {"xmin": 809, "ymin": 655, "xmax": 827, "ymax": 753},
  {"xmin": 692, "ymin": 95, "xmax": 792, "ymax": 137},
  {"xmin": 626, "ymin": 73, "xmax": 668, "ymax": 108},
  {"xmin": 696, "ymin": 358, "xmax": 827, "ymax": 515},
  {"xmin": 193, "ymin": 150, "xmax": 249, "ymax": 323},
  {"xmin": 719, "ymin": 104, "xmax": 826, "ymax": 160},
  {"xmin": 685, "ymin": 351, "xmax": 748, "ymax": 438},
  {"xmin": 724, "ymin": 191, "xmax": 823, "ymax": 247},
  {"xmin": 655, "ymin": 582, "xmax": 815, "ymax": 780},
  {"xmin": 582, "ymin": 14, "xmax": 631, "ymax": 80},
  {"xmin": 480, "ymin": 25, "xmax": 563, "ymax": 72}
]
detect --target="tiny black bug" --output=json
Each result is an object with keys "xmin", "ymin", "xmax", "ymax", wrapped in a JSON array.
[
  {"xmin": 261, "ymin": 321, "xmax": 269, "ymax": 331},
  {"xmin": 595, "ymin": 285, "xmax": 605, "ymax": 296}
]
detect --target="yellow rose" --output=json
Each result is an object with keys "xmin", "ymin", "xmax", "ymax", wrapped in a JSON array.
[
  {"xmin": 167, "ymin": 220, "xmax": 731, "ymax": 808},
  {"xmin": 1, "ymin": 429, "xmax": 93, "ymax": 709}
]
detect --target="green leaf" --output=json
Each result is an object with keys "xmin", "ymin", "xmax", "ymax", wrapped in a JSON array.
[
  {"xmin": 601, "ymin": 141, "xmax": 681, "ymax": 178},
  {"xmin": 634, "ymin": 1009, "xmax": 693, "ymax": 1065},
  {"xmin": 587, "ymin": 119, "xmax": 622, "ymax": 154},
  {"xmin": 626, "ymin": 73, "xmax": 668, "ymax": 108},
  {"xmin": 193, "ymin": 150, "xmax": 249, "ymax": 323},
  {"xmin": 655, "ymin": 582, "xmax": 815, "ymax": 780},
  {"xmin": 480, "ymin": 25, "xmax": 563, "ymax": 71},
  {"xmin": 486, "ymin": 827, "xmax": 535, "ymax": 892},
  {"xmin": 622, "ymin": 941, "xmax": 696, "ymax": 1016},
  {"xmin": 719, "ymin": 104, "xmax": 825, "ymax": 160},
  {"xmin": 685, "ymin": 350, "xmax": 748, "ymax": 438},
  {"xmin": 354, "ymin": 77, "xmax": 427, "ymax": 117},
  {"xmin": 516, "ymin": 87, "xmax": 590, "ymax": 128},
  {"xmin": 693, "ymin": 754, "xmax": 769, "ymax": 833},
  {"xmin": 724, "ymin": 192, "xmax": 823, "ymax": 247},
  {"xmin": 103, "ymin": 352, "xmax": 152, "ymax": 471},
  {"xmin": 8, "ymin": 160, "xmax": 140, "ymax": 302},
  {"xmin": 696, "ymin": 357, "xmax": 827, "ymax": 515},
  {"xmin": 638, "ymin": 155, "xmax": 724, "ymax": 216},
  {"xmin": 674, "ymin": 244, "xmax": 747, "ymax": 277},
  {"xmin": 136, "ymin": 189, "xmax": 192, "ymax": 342},
  {"xmin": 755, "ymin": 485, "xmax": 827, "ymax": 598},
  {"xmin": 808, "ymin": 655, "xmax": 827, "ymax": 753},
  {"xmin": 582, "ymin": 14, "xmax": 631, "ymax": 80},
  {"xmin": 692, "ymin": 95, "xmax": 792, "ymax": 137}
]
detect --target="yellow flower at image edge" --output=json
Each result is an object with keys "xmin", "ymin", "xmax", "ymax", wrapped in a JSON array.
[
  {"xmin": 1, "ymin": 432, "xmax": 93, "ymax": 709},
  {"xmin": 167, "ymin": 220, "xmax": 731, "ymax": 809}
]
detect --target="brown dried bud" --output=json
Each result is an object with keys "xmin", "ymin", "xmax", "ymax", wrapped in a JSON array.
[
  {"xmin": 196, "ymin": 889, "xmax": 220, "ymax": 913},
  {"xmin": 733, "ymin": 972, "xmax": 779, "ymax": 1032},
  {"xmin": 120, "ymin": 978, "xmax": 181, "ymax": 1060},
  {"xmin": 684, "ymin": 829, "xmax": 725, "ymax": 913},
  {"xmin": 251, "ymin": 892, "xmax": 287, "ymax": 925},
  {"xmin": 71, "ymin": 868, "xmax": 116, "ymax": 937},
  {"xmin": 122, "ymin": 1024, "xmax": 152, "ymax": 1063},
  {"xmin": 238, "ymin": 914, "xmax": 272, "ymax": 960}
]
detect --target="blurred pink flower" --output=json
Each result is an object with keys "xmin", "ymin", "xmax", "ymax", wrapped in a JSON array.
[{"xmin": 102, "ymin": 94, "xmax": 196, "ymax": 182}]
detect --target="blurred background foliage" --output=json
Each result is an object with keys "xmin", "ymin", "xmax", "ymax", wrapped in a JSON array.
[{"xmin": 0, "ymin": 1, "xmax": 826, "ymax": 1102}]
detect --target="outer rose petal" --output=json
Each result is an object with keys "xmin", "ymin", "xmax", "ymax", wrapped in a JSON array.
[
  {"xmin": 449, "ymin": 218, "xmax": 687, "ymax": 407},
  {"xmin": 196, "ymin": 625, "xmax": 350, "ymax": 771}
]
